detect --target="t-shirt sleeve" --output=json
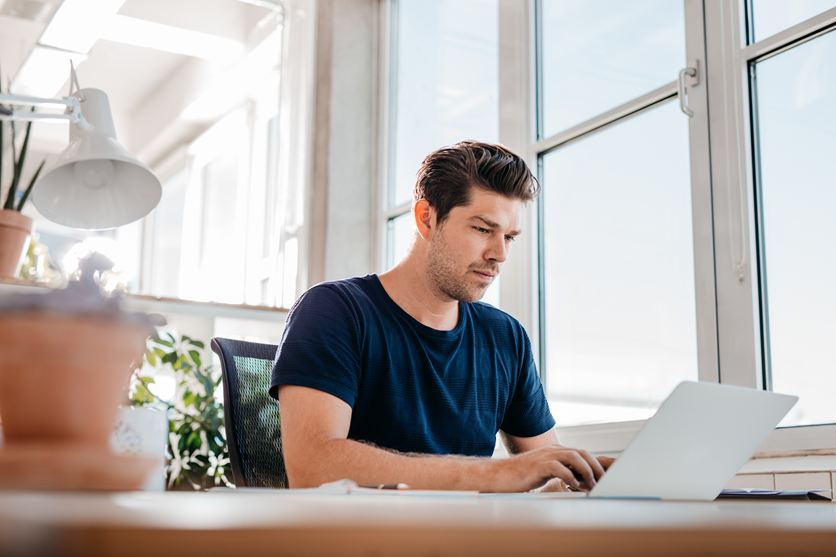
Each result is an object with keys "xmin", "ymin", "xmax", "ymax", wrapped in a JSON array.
[
  {"xmin": 499, "ymin": 326, "xmax": 556, "ymax": 438},
  {"xmin": 269, "ymin": 285, "xmax": 362, "ymax": 406}
]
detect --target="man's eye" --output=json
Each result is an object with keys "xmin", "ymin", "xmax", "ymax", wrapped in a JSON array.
[
  {"xmin": 505, "ymin": 236, "xmax": 516, "ymax": 242},
  {"xmin": 475, "ymin": 227, "xmax": 488, "ymax": 233}
]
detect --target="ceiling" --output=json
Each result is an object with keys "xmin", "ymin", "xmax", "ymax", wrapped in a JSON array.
[{"xmin": 0, "ymin": 0, "xmax": 280, "ymax": 179}]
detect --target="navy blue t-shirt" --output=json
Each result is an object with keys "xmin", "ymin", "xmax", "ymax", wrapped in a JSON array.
[{"xmin": 269, "ymin": 274, "xmax": 555, "ymax": 457}]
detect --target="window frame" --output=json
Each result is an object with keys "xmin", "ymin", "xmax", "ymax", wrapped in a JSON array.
[
  {"xmin": 516, "ymin": 0, "xmax": 717, "ymax": 448},
  {"xmin": 378, "ymin": 0, "xmax": 836, "ymax": 453}
]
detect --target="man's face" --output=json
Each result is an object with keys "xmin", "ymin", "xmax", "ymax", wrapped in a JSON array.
[{"xmin": 426, "ymin": 188, "xmax": 523, "ymax": 303}]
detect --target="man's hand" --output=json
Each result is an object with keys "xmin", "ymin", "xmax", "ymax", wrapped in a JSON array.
[
  {"xmin": 489, "ymin": 445, "xmax": 606, "ymax": 492},
  {"xmin": 499, "ymin": 429, "xmax": 615, "ymax": 492}
]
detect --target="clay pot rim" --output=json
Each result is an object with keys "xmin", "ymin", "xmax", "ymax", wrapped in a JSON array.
[
  {"xmin": 0, "ymin": 311, "xmax": 154, "ymax": 333},
  {"xmin": 0, "ymin": 208, "xmax": 34, "ymax": 233}
]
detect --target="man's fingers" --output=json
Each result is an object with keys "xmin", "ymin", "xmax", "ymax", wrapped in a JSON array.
[
  {"xmin": 555, "ymin": 450, "xmax": 597, "ymax": 489},
  {"xmin": 505, "ymin": 446, "xmax": 612, "ymax": 493},
  {"xmin": 545, "ymin": 460, "xmax": 581, "ymax": 490},
  {"xmin": 577, "ymin": 449, "xmax": 606, "ymax": 480}
]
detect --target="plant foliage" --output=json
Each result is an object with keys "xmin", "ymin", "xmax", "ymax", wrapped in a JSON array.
[
  {"xmin": 130, "ymin": 332, "xmax": 233, "ymax": 490},
  {"xmin": 0, "ymin": 74, "xmax": 47, "ymax": 213},
  {"xmin": 18, "ymin": 235, "xmax": 61, "ymax": 282}
]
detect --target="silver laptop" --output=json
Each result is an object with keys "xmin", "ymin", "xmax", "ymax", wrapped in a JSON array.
[{"xmin": 582, "ymin": 381, "xmax": 797, "ymax": 500}]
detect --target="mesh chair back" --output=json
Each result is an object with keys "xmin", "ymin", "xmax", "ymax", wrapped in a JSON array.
[{"xmin": 210, "ymin": 337, "xmax": 288, "ymax": 488}]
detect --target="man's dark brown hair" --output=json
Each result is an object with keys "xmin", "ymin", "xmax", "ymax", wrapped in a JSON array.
[{"xmin": 413, "ymin": 140, "xmax": 540, "ymax": 224}]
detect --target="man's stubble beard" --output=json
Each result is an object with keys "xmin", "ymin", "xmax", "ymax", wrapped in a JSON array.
[{"xmin": 425, "ymin": 223, "xmax": 498, "ymax": 304}]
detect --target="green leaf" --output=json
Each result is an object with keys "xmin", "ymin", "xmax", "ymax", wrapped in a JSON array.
[
  {"xmin": 190, "ymin": 340, "xmax": 205, "ymax": 349},
  {"xmin": 6, "ymin": 110, "xmax": 35, "ymax": 210},
  {"xmin": 153, "ymin": 347, "xmax": 166, "ymax": 358},
  {"xmin": 130, "ymin": 383, "xmax": 155, "ymax": 405},
  {"xmin": 15, "ymin": 158, "xmax": 44, "ymax": 212},
  {"xmin": 161, "ymin": 352, "xmax": 177, "ymax": 364},
  {"xmin": 188, "ymin": 350, "xmax": 202, "ymax": 369},
  {"xmin": 138, "ymin": 376, "xmax": 155, "ymax": 385},
  {"xmin": 145, "ymin": 349, "xmax": 157, "ymax": 366},
  {"xmin": 198, "ymin": 373, "xmax": 214, "ymax": 396},
  {"xmin": 155, "ymin": 339, "xmax": 174, "ymax": 348}
]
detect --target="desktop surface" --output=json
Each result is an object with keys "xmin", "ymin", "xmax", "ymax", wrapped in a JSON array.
[{"xmin": 0, "ymin": 491, "xmax": 834, "ymax": 556}]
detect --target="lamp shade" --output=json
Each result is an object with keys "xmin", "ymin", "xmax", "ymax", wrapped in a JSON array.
[{"xmin": 32, "ymin": 88, "xmax": 161, "ymax": 230}]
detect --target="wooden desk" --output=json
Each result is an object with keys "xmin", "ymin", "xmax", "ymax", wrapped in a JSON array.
[{"xmin": 0, "ymin": 491, "xmax": 834, "ymax": 556}]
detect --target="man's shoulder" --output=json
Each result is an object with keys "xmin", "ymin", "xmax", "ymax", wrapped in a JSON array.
[
  {"xmin": 290, "ymin": 275, "xmax": 380, "ymax": 315},
  {"xmin": 467, "ymin": 301, "xmax": 526, "ymax": 334},
  {"xmin": 306, "ymin": 274, "xmax": 377, "ymax": 297}
]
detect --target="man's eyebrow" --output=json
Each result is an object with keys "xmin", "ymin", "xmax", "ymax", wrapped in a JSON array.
[{"xmin": 471, "ymin": 216, "xmax": 521, "ymax": 236}]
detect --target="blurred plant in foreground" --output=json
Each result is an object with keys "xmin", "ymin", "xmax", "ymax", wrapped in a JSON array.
[{"xmin": 17, "ymin": 235, "xmax": 62, "ymax": 284}]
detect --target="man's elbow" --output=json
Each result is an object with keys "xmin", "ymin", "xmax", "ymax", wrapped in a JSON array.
[
  {"xmin": 282, "ymin": 438, "xmax": 341, "ymax": 489},
  {"xmin": 283, "ymin": 449, "xmax": 318, "ymax": 488}
]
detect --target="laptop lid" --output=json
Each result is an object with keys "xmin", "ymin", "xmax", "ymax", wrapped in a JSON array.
[{"xmin": 587, "ymin": 381, "xmax": 797, "ymax": 500}]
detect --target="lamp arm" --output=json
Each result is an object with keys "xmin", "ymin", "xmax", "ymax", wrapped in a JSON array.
[{"xmin": 0, "ymin": 92, "xmax": 92, "ymax": 130}]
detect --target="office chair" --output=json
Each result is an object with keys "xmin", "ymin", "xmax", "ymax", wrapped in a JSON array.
[{"xmin": 210, "ymin": 337, "xmax": 288, "ymax": 488}]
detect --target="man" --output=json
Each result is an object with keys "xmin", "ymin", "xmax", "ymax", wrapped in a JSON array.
[{"xmin": 270, "ymin": 141, "xmax": 611, "ymax": 492}]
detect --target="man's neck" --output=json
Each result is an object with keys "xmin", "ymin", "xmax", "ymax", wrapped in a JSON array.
[{"xmin": 378, "ymin": 259, "xmax": 459, "ymax": 331}]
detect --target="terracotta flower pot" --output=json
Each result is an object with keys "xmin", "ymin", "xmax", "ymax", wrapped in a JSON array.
[
  {"xmin": 0, "ymin": 313, "xmax": 156, "ymax": 490},
  {"xmin": 0, "ymin": 209, "xmax": 33, "ymax": 279}
]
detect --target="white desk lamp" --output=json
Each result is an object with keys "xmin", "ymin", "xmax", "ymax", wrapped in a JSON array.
[{"xmin": 0, "ymin": 65, "xmax": 161, "ymax": 230}]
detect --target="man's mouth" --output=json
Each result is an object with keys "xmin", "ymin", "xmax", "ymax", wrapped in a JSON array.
[{"xmin": 472, "ymin": 270, "xmax": 495, "ymax": 281}]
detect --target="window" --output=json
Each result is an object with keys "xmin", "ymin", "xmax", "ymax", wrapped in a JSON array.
[
  {"xmin": 539, "ymin": 0, "xmax": 685, "ymax": 136},
  {"xmin": 748, "ymin": 0, "xmax": 836, "ymax": 41},
  {"xmin": 541, "ymin": 101, "xmax": 697, "ymax": 427},
  {"xmin": 20, "ymin": 2, "xmax": 294, "ymax": 310},
  {"xmin": 381, "ymin": 0, "xmax": 836, "ymax": 450},
  {"xmin": 535, "ymin": 0, "xmax": 701, "ymax": 428},
  {"xmin": 148, "ymin": 169, "xmax": 187, "ymax": 299},
  {"xmin": 750, "ymin": 9, "xmax": 836, "ymax": 427},
  {"xmin": 385, "ymin": 0, "xmax": 500, "ymax": 307}
]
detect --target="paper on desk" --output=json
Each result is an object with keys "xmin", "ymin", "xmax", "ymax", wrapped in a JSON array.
[
  {"xmin": 220, "ymin": 480, "xmax": 594, "ymax": 498},
  {"xmin": 225, "ymin": 479, "xmax": 480, "ymax": 497}
]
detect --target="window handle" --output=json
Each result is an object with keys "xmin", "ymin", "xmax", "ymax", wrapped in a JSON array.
[{"xmin": 678, "ymin": 60, "xmax": 699, "ymax": 117}]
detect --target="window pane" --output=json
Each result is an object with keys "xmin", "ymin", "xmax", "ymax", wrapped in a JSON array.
[
  {"xmin": 150, "ymin": 170, "xmax": 187, "ymax": 298},
  {"xmin": 542, "ymin": 101, "xmax": 697, "ymax": 427},
  {"xmin": 387, "ymin": 212, "xmax": 414, "ymax": 271},
  {"xmin": 389, "ymin": 0, "xmax": 499, "ymax": 208},
  {"xmin": 540, "ymin": 0, "xmax": 685, "ymax": 138},
  {"xmin": 751, "ymin": 0, "xmax": 836, "ymax": 43},
  {"xmin": 755, "ymin": 31, "xmax": 836, "ymax": 427},
  {"xmin": 197, "ymin": 153, "xmax": 242, "ymax": 304}
]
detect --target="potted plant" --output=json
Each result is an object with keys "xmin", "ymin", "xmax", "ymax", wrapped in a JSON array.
[
  {"xmin": 0, "ymin": 80, "xmax": 46, "ymax": 279},
  {"xmin": 129, "ymin": 333, "xmax": 233, "ymax": 490},
  {"xmin": 0, "ymin": 253, "xmax": 157, "ymax": 490}
]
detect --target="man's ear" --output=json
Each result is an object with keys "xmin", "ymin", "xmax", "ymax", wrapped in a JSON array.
[{"xmin": 414, "ymin": 199, "xmax": 435, "ymax": 240}]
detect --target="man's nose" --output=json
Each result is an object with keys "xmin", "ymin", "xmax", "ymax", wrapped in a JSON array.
[{"xmin": 487, "ymin": 236, "xmax": 509, "ymax": 263}]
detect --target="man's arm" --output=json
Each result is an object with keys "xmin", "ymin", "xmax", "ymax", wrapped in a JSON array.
[{"xmin": 279, "ymin": 385, "xmax": 606, "ymax": 492}]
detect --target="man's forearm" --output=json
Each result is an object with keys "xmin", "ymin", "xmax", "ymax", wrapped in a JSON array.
[{"xmin": 286, "ymin": 437, "xmax": 495, "ymax": 491}]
